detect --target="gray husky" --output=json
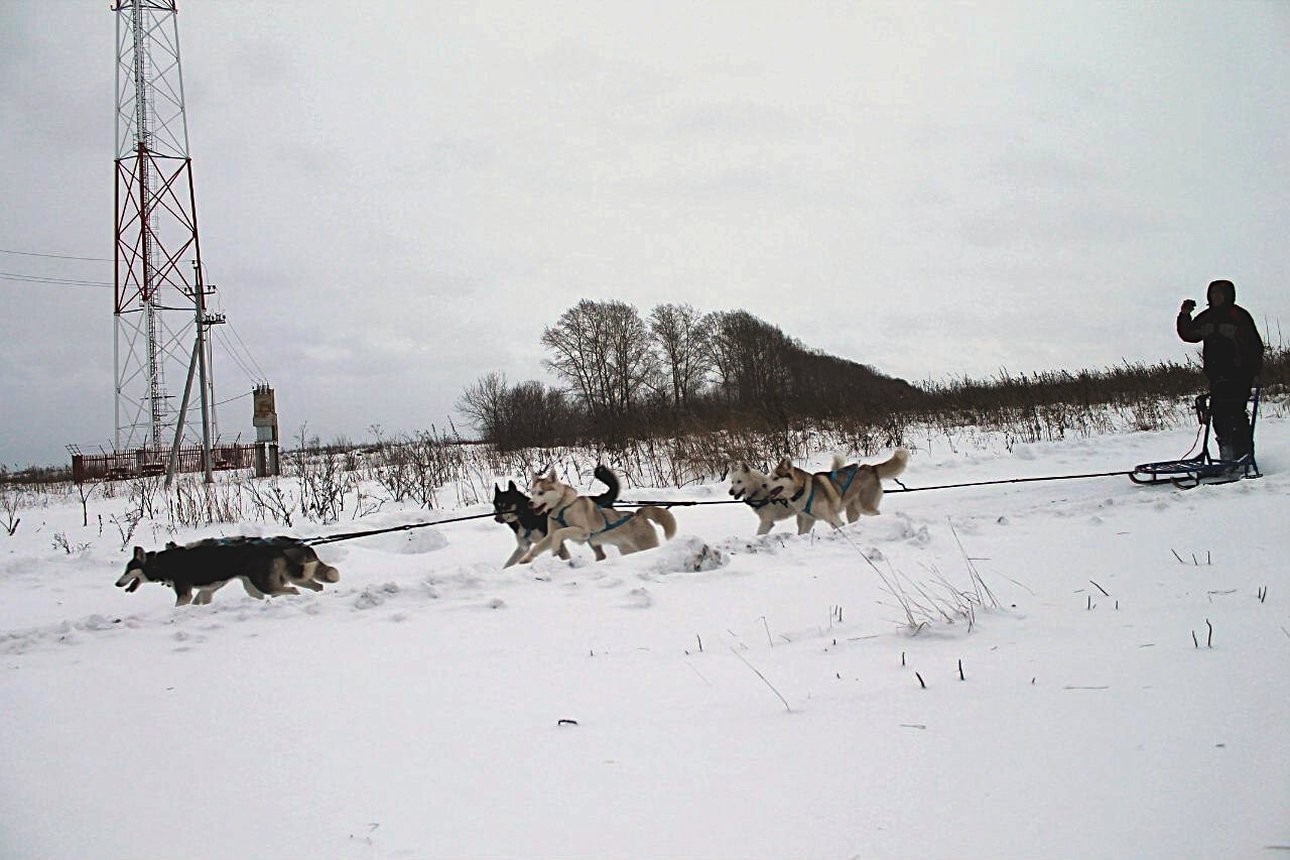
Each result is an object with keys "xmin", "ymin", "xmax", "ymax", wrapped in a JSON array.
[{"xmin": 116, "ymin": 536, "xmax": 340, "ymax": 606}]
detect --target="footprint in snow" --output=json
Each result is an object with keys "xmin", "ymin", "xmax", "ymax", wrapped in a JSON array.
[
  {"xmin": 354, "ymin": 583, "xmax": 400, "ymax": 610},
  {"xmin": 623, "ymin": 587, "xmax": 652, "ymax": 609}
]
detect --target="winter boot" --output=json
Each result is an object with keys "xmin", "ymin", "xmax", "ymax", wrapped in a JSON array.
[{"xmin": 1217, "ymin": 443, "xmax": 1245, "ymax": 478}]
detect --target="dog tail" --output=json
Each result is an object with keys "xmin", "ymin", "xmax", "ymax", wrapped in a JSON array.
[
  {"xmin": 635, "ymin": 505, "xmax": 677, "ymax": 540},
  {"xmin": 592, "ymin": 464, "xmax": 621, "ymax": 508},
  {"xmin": 876, "ymin": 447, "xmax": 910, "ymax": 480}
]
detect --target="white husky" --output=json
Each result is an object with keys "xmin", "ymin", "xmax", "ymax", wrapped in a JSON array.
[{"xmin": 728, "ymin": 462, "xmax": 798, "ymax": 535}]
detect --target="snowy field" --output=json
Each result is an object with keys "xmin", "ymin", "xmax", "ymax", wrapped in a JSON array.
[{"xmin": 2, "ymin": 418, "xmax": 1287, "ymax": 860}]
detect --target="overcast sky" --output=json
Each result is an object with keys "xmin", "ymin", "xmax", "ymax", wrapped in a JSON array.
[{"xmin": 2, "ymin": 1, "xmax": 1287, "ymax": 467}]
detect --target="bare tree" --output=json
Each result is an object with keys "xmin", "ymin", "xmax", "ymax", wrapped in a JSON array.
[
  {"xmin": 703, "ymin": 310, "xmax": 792, "ymax": 410},
  {"xmin": 649, "ymin": 302, "xmax": 711, "ymax": 410},
  {"xmin": 457, "ymin": 372, "xmax": 576, "ymax": 448},
  {"xmin": 503, "ymin": 380, "xmax": 575, "ymax": 448},
  {"xmin": 457, "ymin": 370, "xmax": 517, "ymax": 441},
  {"xmin": 542, "ymin": 300, "xmax": 657, "ymax": 423}
]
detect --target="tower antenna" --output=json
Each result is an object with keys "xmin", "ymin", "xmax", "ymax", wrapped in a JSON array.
[{"xmin": 112, "ymin": 0, "xmax": 216, "ymax": 459}]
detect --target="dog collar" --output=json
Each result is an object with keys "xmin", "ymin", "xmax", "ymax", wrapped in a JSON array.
[{"xmin": 790, "ymin": 482, "xmax": 817, "ymax": 514}]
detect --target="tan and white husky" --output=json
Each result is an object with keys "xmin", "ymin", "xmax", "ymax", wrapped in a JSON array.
[
  {"xmin": 518, "ymin": 469, "xmax": 677, "ymax": 563},
  {"xmin": 767, "ymin": 448, "xmax": 909, "ymax": 534}
]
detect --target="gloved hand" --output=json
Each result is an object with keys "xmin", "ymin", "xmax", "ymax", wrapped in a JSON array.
[{"xmin": 1180, "ymin": 299, "xmax": 1196, "ymax": 313}]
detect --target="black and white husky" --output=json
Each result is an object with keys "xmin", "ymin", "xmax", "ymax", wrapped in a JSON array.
[
  {"xmin": 116, "ymin": 536, "xmax": 340, "ymax": 606},
  {"xmin": 493, "ymin": 465, "xmax": 619, "ymax": 567}
]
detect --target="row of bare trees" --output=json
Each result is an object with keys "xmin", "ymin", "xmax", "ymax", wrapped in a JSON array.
[{"xmin": 458, "ymin": 301, "xmax": 920, "ymax": 448}]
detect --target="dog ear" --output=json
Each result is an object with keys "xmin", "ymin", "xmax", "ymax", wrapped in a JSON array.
[
  {"xmin": 777, "ymin": 457, "xmax": 792, "ymax": 470},
  {"xmin": 132, "ymin": 546, "xmax": 146, "ymax": 562},
  {"xmin": 508, "ymin": 480, "xmax": 518, "ymax": 491}
]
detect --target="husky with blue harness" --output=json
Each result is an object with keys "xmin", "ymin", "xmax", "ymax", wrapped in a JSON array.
[
  {"xmin": 767, "ymin": 448, "xmax": 909, "ymax": 535},
  {"xmin": 518, "ymin": 468, "xmax": 677, "ymax": 564},
  {"xmin": 493, "ymin": 465, "xmax": 619, "ymax": 567}
]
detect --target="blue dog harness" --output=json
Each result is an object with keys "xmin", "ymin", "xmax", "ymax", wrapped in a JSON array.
[
  {"xmin": 829, "ymin": 465, "xmax": 859, "ymax": 496},
  {"xmin": 551, "ymin": 503, "xmax": 633, "ymax": 535},
  {"xmin": 788, "ymin": 465, "xmax": 860, "ymax": 515},
  {"xmin": 789, "ymin": 482, "xmax": 817, "ymax": 515}
]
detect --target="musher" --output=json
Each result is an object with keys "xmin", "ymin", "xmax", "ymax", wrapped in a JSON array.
[{"xmin": 1176, "ymin": 279, "xmax": 1263, "ymax": 463}]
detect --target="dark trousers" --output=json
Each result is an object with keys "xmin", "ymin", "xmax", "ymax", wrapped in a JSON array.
[{"xmin": 1207, "ymin": 376, "xmax": 1254, "ymax": 458}]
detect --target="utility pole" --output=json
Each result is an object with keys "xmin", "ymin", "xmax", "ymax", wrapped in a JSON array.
[{"xmin": 164, "ymin": 261, "xmax": 223, "ymax": 486}]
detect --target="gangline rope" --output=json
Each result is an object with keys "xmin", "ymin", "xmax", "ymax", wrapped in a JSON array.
[{"xmin": 301, "ymin": 468, "xmax": 1132, "ymax": 547}]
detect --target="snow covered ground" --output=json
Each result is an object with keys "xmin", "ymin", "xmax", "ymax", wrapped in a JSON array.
[{"xmin": 2, "ymin": 418, "xmax": 1287, "ymax": 859}]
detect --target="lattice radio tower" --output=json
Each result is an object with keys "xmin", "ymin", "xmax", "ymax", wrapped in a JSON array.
[{"xmin": 112, "ymin": 0, "xmax": 221, "ymax": 462}]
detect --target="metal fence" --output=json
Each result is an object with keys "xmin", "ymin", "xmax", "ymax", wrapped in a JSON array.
[{"xmin": 71, "ymin": 444, "xmax": 265, "ymax": 483}]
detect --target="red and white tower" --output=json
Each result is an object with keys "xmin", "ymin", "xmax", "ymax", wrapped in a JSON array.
[{"xmin": 112, "ymin": 0, "xmax": 218, "ymax": 456}]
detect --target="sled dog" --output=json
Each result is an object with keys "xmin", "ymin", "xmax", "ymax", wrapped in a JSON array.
[
  {"xmin": 728, "ymin": 462, "xmax": 797, "ymax": 535},
  {"xmin": 116, "ymin": 536, "xmax": 340, "ymax": 606},
  {"xmin": 826, "ymin": 448, "xmax": 909, "ymax": 521},
  {"xmin": 493, "ymin": 465, "xmax": 619, "ymax": 567},
  {"xmin": 518, "ymin": 468, "xmax": 676, "ymax": 563},
  {"xmin": 767, "ymin": 448, "xmax": 909, "ymax": 534}
]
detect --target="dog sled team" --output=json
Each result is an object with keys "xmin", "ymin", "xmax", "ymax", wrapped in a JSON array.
[
  {"xmin": 492, "ymin": 446, "xmax": 909, "ymax": 567},
  {"xmin": 117, "ymin": 448, "xmax": 908, "ymax": 605}
]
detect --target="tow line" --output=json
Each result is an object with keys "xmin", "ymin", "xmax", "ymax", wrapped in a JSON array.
[
  {"xmin": 305, "ymin": 512, "xmax": 495, "ymax": 546},
  {"xmin": 300, "ymin": 468, "xmax": 1137, "ymax": 547},
  {"xmin": 617, "ymin": 468, "xmax": 1134, "ymax": 508}
]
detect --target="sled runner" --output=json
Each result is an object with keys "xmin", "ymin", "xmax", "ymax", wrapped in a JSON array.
[{"xmin": 1130, "ymin": 386, "xmax": 1262, "ymax": 488}]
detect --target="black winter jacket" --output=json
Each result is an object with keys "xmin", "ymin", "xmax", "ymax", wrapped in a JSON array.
[{"xmin": 1177, "ymin": 286, "xmax": 1263, "ymax": 384}]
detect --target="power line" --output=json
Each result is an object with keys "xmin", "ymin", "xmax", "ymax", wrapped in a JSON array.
[
  {"xmin": 224, "ymin": 319, "xmax": 269, "ymax": 380},
  {"xmin": 212, "ymin": 328, "xmax": 265, "ymax": 386},
  {"xmin": 0, "ymin": 247, "xmax": 111, "ymax": 262},
  {"xmin": 0, "ymin": 270, "xmax": 113, "ymax": 287},
  {"xmin": 212, "ymin": 390, "xmax": 254, "ymax": 409}
]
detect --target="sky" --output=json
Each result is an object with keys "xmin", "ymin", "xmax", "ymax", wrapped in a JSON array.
[{"xmin": 2, "ymin": 1, "xmax": 1288, "ymax": 467}]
